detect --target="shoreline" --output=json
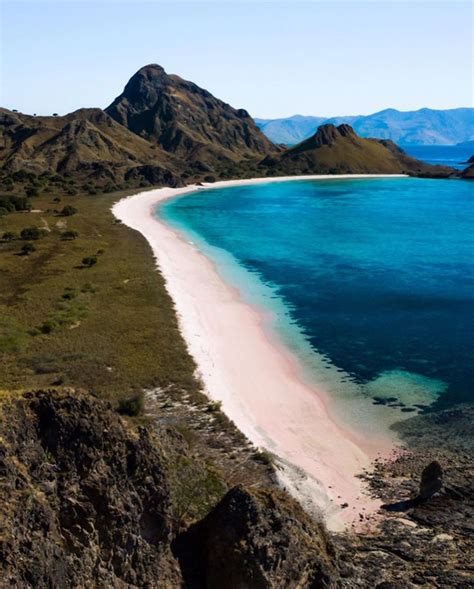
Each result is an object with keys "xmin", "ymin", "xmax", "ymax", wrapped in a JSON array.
[{"xmin": 113, "ymin": 175, "xmax": 404, "ymax": 530}]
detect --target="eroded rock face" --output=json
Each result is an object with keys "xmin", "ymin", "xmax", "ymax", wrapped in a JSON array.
[
  {"xmin": 106, "ymin": 64, "xmax": 274, "ymax": 162},
  {"xmin": 0, "ymin": 389, "xmax": 181, "ymax": 588},
  {"xmin": 175, "ymin": 485, "xmax": 339, "ymax": 588},
  {"xmin": 0, "ymin": 390, "xmax": 341, "ymax": 588}
]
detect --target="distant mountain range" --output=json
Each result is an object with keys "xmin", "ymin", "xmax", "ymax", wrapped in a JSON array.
[
  {"xmin": 255, "ymin": 108, "xmax": 474, "ymax": 146},
  {"xmin": 0, "ymin": 66, "xmax": 466, "ymax": 187}
]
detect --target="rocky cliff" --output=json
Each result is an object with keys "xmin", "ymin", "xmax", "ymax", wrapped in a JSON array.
[
  {"xmin": 0, "ymin": 389, "xmax": 339, "ymax": 588},
  {"xmin": 105, "ymin": 64, "xmax": 275, "ymax": 164}
]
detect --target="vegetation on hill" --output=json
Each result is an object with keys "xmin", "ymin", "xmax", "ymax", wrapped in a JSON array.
[
  {"xmin": 260, "ymin": 124, "xmax": 458, "ymax": 177},
  {"xmin": 0, "ymin": 173, "xmax": 198, "ymax": 404},
  {"xmin": 3, "ymin": 63, "xmax": 461, "ymax": 192}
]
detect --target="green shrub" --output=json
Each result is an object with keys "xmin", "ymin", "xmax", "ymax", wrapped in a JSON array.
[
  {"xmin": 20, "ymin": 226, "xmax": 42, "ymax": 240},
  {"xmin": 252, "ymin": 450, "xmax": 274, "ymax": 466},
  {"xmin": 61, "ymin": 289, "xmax": 78, "ymax": 300},
  {"xmin": 2, "ymin": 231, "xmax": 17, "ymax": 241},
  {"xmin": 60, "ymin": 230, "xmax": 79, "ymax": 240},
  {"xmin": 82, "ymin": 256, "xmax": 97, "ymax": 268},
  {"xmin": 60, "ymin": 205, "xmax": 77, "ymax": 216},
  {"xmin": 117, "ymin": 393, "xmax": 145, "ymax": 417},
  {"xmin": 0, "ymin": 195, "xmax": 31, "ymax": 212},
  {"xmin": 26, "ymin": 186, "xmax": 40, "ymax": 198},
  {"xmin": 39, "ymin": 320, "xmax": 57, "ymax": 334},
  {"xmin": 205, "ymin": 400, "xmax": 222, "ymax": 413},
  {"xmin": 20, "ymin": 242, "xmax": 36, "ymax": 255}
]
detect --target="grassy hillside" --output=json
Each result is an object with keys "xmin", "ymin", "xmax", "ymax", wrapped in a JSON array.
[
  {"xmin": 260, "ymin": 124, "xmax": 456, "ymax": 177},
  {"xmin": 0, "ymin": 172, "xmax": 198, "ymax": 405}
]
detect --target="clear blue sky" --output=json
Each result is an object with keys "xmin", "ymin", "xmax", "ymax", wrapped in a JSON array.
[{"xmin": 1, "ymin": 1, "xmax": 472, "ymax": 118}]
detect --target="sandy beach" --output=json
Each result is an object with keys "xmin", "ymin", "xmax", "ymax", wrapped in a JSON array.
[{"xmin": 113, "ymin": 175, "xmax": 404, "ymax": 531}]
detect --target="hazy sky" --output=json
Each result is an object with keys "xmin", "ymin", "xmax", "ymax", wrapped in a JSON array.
[{"xmin": 1, "ymin": 0, "xmax": 472, "ymax": 118}]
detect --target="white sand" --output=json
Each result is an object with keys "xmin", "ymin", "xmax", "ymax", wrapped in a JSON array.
[{"xmin": 113, "ymin": 175, "xmax": 403, "ymax": 530}]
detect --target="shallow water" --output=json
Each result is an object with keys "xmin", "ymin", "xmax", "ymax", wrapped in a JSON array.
[{"xmin": 159, "ymin": 177, "xmax": 474, "ymax": 416}]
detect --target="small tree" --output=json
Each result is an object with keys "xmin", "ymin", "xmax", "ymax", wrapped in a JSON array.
[
  {"xmin": 60, "ymin": 230, "xmax": 79, "ymax": 241},
  {"xmin": 20, "ymin": 226, "xmax": 41, "ymax": 240},
  {"xmin": 117, "ymin": 393, "xmax": 144, "ymax": 417},
  {"xmin": 21, "ymin": 242, "xmax": 36, "ymax": 255},
  {"xmin": 61, "ymin": 205, "xmax": 77, "ymax": 217},
  {"xmin": 2, "ymin": 231, "xmax": 17, "ymax": 241},
  {"xmin": 82, "ymin": 256, "xmax": 97, "ymax": 268},
  {"xmin": 26, "ymin": 186, "xmax": 39, "ymax": 198}
]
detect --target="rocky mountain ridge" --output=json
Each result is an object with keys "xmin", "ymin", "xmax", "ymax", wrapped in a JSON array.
[
  {"xmin": 0, "ymin": 64, "xmax": 463, "ymax": 189},
  {"xmin": 105, "ymin": 64, "xmax": 275, "ymax": 163}
]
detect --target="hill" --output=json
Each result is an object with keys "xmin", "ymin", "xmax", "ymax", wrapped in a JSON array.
[
  {"xmin": 254, "ymin": 115, "xmax": 329, "ymax": 145},
  {"xmin": 256, "ymin": 108, "xmax": 474, "ymax": 146},
  {"xmin": 105, "ymin": 64, "xmax": 275, "ymax": 170},
  {"xmin": 259, "ymin": 124, "xmax": 456, "ymax": 177},
  {"xmin": 0, "ymin": 107, "xmax": 181, "ymax": 187},
  {"xmin": 0, "ymin": 66, "xmax": 461, "ymax": 188}
]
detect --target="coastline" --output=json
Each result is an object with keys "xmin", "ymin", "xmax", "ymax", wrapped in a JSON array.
[{"xmin": 113, "ymin": 175, "xmax": 405, "ymax": 531}]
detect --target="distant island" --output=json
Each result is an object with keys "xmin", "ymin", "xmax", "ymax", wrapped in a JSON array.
[{"xmin": 256, "ymin": 107, "xmax": 474, "ymax": 146}]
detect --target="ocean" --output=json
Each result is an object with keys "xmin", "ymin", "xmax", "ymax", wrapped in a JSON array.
[
  {"xmin": 402, "ymin": 144, "xmax": 472, "ymax": 170},
  {"xmin": 159, "ymin": 177, "xmax": 473, "ymax": 418}
]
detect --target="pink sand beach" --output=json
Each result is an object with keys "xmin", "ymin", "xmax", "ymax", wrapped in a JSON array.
[{"xmin": 113, "ymin": 175, "xmax": 404, "ymax": 531}]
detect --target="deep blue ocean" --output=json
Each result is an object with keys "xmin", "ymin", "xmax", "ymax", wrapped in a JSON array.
[
  {"xmin": 159, "ymin": 177, "xmax": 473, "ymax": 413},
  {"xmin": 403, "ymin": 144, "xmax": 472, "ymax": 170}
]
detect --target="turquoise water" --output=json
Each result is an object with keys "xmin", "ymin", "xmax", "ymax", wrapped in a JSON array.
[{"xmin": 159, "ymin": 178, "xmax": 474, "ymax": 414}]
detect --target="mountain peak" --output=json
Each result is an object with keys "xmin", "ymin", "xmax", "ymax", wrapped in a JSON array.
[
  {"xmin": 290, "ymin": 123, "xmax": 357, "ymax": 151},
  {"xmin": 136, "ymin": 63, "xmax": 166, "ymax": 73},
  {"xmin": 105, "ymin": 64, "xmax": 274, "ymax": 162}
]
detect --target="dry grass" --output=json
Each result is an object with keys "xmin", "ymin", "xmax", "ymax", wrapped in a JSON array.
[{"xmin": 0, "ymin": 179, "xmax": 199, "ymax": 406}]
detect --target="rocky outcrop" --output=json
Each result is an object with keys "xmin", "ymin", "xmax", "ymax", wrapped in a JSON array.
[
  {"xmin": 0, "ymin": 389, "xmax": 181, "ymax": 587},
  {"xmin": 0, "ymin": 389, "xmax": 340, "ymax": 588},
  {"xmin": 418, "ymin": 461, "xmax": 443, "ymax": 500},
  {"xmin": 175, "ymin": 485, "xmax": 338, "ymax": 588}
]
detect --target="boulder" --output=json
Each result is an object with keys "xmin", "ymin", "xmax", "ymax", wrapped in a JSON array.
[
  {"xmin": 419, "ymin": 461, "xmax": 443, "ymax": 500},
  {"xmin": 175, "ymin": 484, "xmax": 339, "ymax": 588}
]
